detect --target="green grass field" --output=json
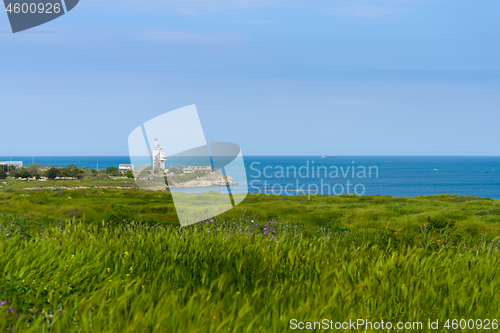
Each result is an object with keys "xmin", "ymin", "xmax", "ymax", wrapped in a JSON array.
[{"xmin": 2, "ymin": 177, "xmax": 500, "ymax": 331}]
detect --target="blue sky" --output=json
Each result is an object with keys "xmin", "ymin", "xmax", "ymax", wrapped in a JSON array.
[{"xmin": 1, "ymin": 0, "xmax": 500, "ymax": 156}]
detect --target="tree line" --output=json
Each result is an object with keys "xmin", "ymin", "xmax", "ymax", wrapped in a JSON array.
[{"xmin": 0, "ymin": 165, "xmax": 134, "ymax": 180}]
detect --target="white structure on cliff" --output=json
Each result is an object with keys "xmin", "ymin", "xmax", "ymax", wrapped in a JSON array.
[
  {"xmin": 119, "ymin": 164, "xmax": 134, "ymax": 174},
  {"xmin": 119, "ymin": 164, "xmax": 134, "ymax": 171},
  {"xmin": 183, "ymin": 166, "xmax": 212, "ymax": 174},
  {"xmin": 153, "ymin": 138, "xmax": 167, "ymax": 171},
  {"xmin": 0, "ymin": 161, "xmax": 23, "ymax": 171}
]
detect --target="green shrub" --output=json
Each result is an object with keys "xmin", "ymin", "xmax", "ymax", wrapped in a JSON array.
[
  {"xmin": 104, "ymin": 206, "xmax": 135, "ymax": 223},
  {"xmin": 427, "ymin": 216, "xmax": 455, "ymax": 230}
]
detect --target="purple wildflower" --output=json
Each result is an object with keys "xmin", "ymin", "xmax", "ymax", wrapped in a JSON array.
[
  {"xmin": 8, "ymin": 307, "xmax": 13, "ymax": 313},
  {"xmin": 1, "ymin": 301, "xmax": 6, "ymax": 306}
]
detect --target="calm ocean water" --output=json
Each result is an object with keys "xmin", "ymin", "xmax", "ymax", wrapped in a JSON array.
[{"xmin": 2, "ymin": 156, "xmax": 500, "ymax": 199}]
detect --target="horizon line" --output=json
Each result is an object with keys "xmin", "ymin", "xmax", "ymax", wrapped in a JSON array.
[{"xmin": 3, "ymin": 155, "xmax": 500, "ymax": 158}]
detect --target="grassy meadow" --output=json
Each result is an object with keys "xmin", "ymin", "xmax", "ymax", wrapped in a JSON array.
[{"xmin": 2, "ymin": 177, "xmax": 500, "ymax": 331}]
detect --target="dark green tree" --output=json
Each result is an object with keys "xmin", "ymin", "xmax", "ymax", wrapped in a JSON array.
[
  {"xmin": 19, "ymin": 169, "xmax": 31, "ymax": 179},
  {"xmin": 47, "ymin": 167, "xmax": 59, "ymax": 180},
  {"xmin": 61, "ymin": 165, "xmax": 79, "ymax": 178},
  {"xmin": 0, "ymin": 170, "xmax": 7, "ymax": 180},
  {"xmin": 106, "ymin": 166, "xmax": 119, "ymax": 176}
]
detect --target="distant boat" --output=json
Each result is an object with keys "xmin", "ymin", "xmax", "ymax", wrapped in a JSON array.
[
  {"xmin": 433, "ymin": 168, "xmax": 438, "ymax": 171},
  {"xmin": 321, "ymin": 156, "xmax": 334, "ymax": 158}
]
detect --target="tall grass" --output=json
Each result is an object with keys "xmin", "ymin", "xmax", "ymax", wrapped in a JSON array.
[{"xmin": 1, "ymin": 216, "xmax": 500, "ymax": 332}]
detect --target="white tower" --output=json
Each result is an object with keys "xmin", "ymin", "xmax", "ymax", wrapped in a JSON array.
[{"xmin": 152, "ymin": 138, "xmax": 167, "ymax": 171}]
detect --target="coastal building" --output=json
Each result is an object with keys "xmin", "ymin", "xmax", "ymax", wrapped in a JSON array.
[
  {"xmin": 0, "ymin": 161, "xmax": 23, "ymax": 172},
  {"xmin": 191, "ymin": 166, "xmax": 212, "ymax": 172},
  {"xmin": 182, "ymin": 166, "xmax": 212, "ymax": 174},
  {"xmin": 183, "ymin": 167, "xmax": 195, "ymax": 174},
  {"xmin": 119, "ymin": 164, "xmax": 134, "ymax": 173}
]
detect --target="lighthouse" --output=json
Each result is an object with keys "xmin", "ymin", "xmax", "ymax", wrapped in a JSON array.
[{"xmin": 152, "ymin": 138, "xmax": 167, "ymax": 172}]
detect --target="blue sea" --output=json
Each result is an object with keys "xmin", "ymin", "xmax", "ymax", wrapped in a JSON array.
[{"xmin": 2, "ymin": 156, "xmax": 500, "ymax": 199}]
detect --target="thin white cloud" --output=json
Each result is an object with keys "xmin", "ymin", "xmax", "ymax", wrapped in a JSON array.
[
  {"xmin": 231, "ymin": 19, "xmax": 277, "ymax": 24},
  {"xmin": 332, "ymin": 5, "xmax": 403, "ymax": 18},
  {"xmin": 83, "ymin": 0, "xmax": 290, "ymax": 14},
  {"xmin": 138, "ymin": 30, "xmax": 250, "ymax": 47},
  {"xmin": 82, "ymin": 0, "xmax": 434, "ymax": 14}
]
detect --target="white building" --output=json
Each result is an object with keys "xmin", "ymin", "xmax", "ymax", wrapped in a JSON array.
[
  {"xmin": 119, "ymin": 164, "xmax": 134, "ymax": 171},
  {"xmin": 183, "ymin": 166, "xmax": 212, "ymax": 173},
  {"xmin": 191, "ymin": 166, "xmax": 212, "ymax": 172},
  {"xmin": 182, "ymin": 167, "xmax": 195, "ymax": 174},
  {"xmin": 0, "ymin": 161, "xmax": 23, "ymax": 171}
]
